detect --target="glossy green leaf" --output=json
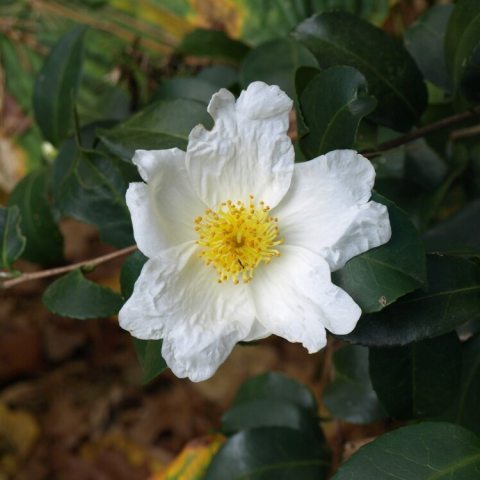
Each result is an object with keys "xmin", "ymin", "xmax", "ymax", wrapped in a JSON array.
[
  {"xmin": 33, "ymin": 25, "xmax": 87, "ymax": 146},
  {"xmin": 8, "ymin": 167, "xmax": 64, "ymax": 266},
  {"xmin": 232, "ymin": 372, "xmax": 316, "ymax": 414},
  {"xmin": 442, "ymin": 334, "xmax": 480, "ymax": 436},
  {"xmin": 0, "ymin": 206, "xmax": 26, "ymax": 270},
  {"xmin": 97, "ymin": 99, "xmax": 212, "ymax": 163},
  {"xmin": 42, "ymin": 269, "xmax": 123, "ymax": 319},
  {"xmin": 424, "ymin": 199, "xmax": 480, "ymax": 254},
  {"xmin": 341, "ymin": 255, "xmax": 480, "ymax": 346},
  {"xmin": 197, "ymin": 65, "xmax": 238, "ymax": 89},
  {"xmin": 445, "ymin": 0, "xmax": 480, "ymax": 102},
  {"xmin": 294, "ymin": 12, "xmax": 427, "ymax": 131},
  {"xmin": 120, "ymin": 250, "xmax": 167, "ymax": 383},
  {"xmin": 323, "ymin": 345, "xmax": 386, "ymax": 424},
  {"xmin": 222, "ymin": 401, "xmax": 323, "ymax": 441},
  {"xmin": 404, "ymin": 4, "xmax": 454, "ymax": 92},
  {"xmin": 299, "ymin": 66, "xmax": 376, "ymax": 158},
  {"xmin": 369, "ymin": 333, "xmax": 461, "ymax": 420},
  {"xmin": 332, "ymin": 422, "xmax": 480, "ymax": 479},
  {"xmin": 240, "ymin": 37, "xmax": 318, "ymax": 101},
  {"xmin": 153, "ymin": 77, "xmax": 218, "ymax": 104},
  {"xmin": 52, "ymin": 141, "xmax": 133, "ymax": 248},
  {"xmin": 178, "ymin": 28, "xmax": 250, "ymax": 64},
  {"xmin": 205, "ymin": 427, "xmax": 330, "ymax": 480},
  {"xmin": 332, "ymin": 194, "xmax": 426, "ymax": 313}
]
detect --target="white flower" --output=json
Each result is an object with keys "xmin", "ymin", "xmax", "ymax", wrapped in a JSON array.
[{"xmin": 119, "ymin": 82, "xmax": 391, "ymax": 382}]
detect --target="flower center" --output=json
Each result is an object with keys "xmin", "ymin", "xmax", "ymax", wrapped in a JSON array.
[{"xmin": 194, "ymin": 195, "xmax": 283, "ymax": 284}]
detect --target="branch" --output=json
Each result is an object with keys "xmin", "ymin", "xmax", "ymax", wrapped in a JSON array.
[
  {"xmin": 362, "ymin": 105, "xmax": 480, "ymax": 158},
  {"xmin": 1, "ymin": 245, "xmax": 137, "ymax": 290}
]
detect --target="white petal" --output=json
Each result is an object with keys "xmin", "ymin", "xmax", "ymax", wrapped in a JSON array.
[
  {"xmin": 118, "ymin": 242, "xmax": 256, "ymax": 382},
  {"xmin": 186, "ymin": 82, "xmax": 294, "ymax": 208},
  {"xmin": 273, "ymin": 150, "xmax": 391, "ymax": 270},
  {"xmin": 127, "ymin": 149, "xmax": 206, "ymax": 257},
  {"xmin": 251, "ymin": 246, "xmax": 361, "ymax": 352}
]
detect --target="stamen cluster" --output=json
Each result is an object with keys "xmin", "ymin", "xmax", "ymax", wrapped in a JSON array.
[{"xmin": 195, "ymin": 195, "xmax": 283, "ymax": 284}]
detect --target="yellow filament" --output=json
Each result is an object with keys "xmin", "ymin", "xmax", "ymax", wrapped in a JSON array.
[{"xmin": 195, "ymin": 195, "xmax": 283, "ymax": 284}]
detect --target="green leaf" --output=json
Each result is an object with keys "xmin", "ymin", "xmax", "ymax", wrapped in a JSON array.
[
  {"xmin": 178, "ymin": 28, "xmax": 250, "ymax": 64},
  {"xmin": 152, "ymin": 77, "xmax": 218, "ymax": 104},
  {"xmin": 424, "ymin": 199, "xmax": 480, "ymax": 254},
  {"xmin": 404, "ymin": 4, "xmax": 454, "ymax": 92},
  {"xmin": 120, "ymin": 251, "xmax": 167, "ymax": 383},
  {"xmin": 369, "ymin": 333, "xmax": 461, "ymax": 420},
  {"xmin": 0, "ymin": 206, "xmax": 26, "ymax": 270},
  {"xmin": 131, "ymin": 338, "xmax": 167, "ymax": 384},
  {"xmin": 445, "ymin": 0, "xmax": 480, "ymax": 102},
  {"xmin": 197, "ymin": 65, "xmax": 238, "ymax": 89},
  {"xmin": 232, "ymin": 372, "xmax": 317, "ymax": 414},
  {"xmin": 332, "ymin": 194, "xmax": 426, "ymax": 313},
  {"xmin": 323, "ymin": 345, "xmax": 386, "ymax": 424},
  {"xmin": 442, "ymin": 334, "xmax": 480, "ymax": 436},
  {"xmin": 299, "ymin": 66, "xmax": 376, "ymax": 158},
  {"xmin": 222, "ymin": 401, "xmax": 323, "ymax": 442},
  {"xmin": 52, "ymin": 141, "xmax": 133, "ymax": 248},
  {"xmin": 294, "ymin": 12, "xmax": 427, "ymax": 132},
  {"xmin": 8, "ymin": 167, "xmax": 64, "ymax": 266},
  {"xmin": 331, "ymin": 422, "xmax": 480, "ymax": 479},
  {"xmin": 33, "ymin": 25, "xmax": 87, "ymax": 146},
  {"xmin": 205, "ymin": 427, "xmax": 330, "ymax": 480},
  {"xmin": 341, "ymin": 255, "xmax": 480, "ymax": 346},
  {"xmin": 239, "ymin": 37, "xmax": 318, "ymax": 101},
  {"xmin": 97, "ymin": 99, "xmax": 212, "ymax": 163},
  {"xmin": 42, "ymin": 269, "xmax": 123, "ymax": 319}
]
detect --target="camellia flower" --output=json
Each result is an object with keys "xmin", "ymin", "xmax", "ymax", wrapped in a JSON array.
[{"xmin": 119, "ymin": 82, "xmax": 391, "ymax": 382}]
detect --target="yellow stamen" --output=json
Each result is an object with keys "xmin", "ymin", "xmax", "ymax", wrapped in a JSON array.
[{"xmin": 195, "ymin": 195, "xmax": 283, "ymax": 284}]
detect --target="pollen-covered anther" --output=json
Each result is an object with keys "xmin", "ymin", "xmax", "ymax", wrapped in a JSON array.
[{"xmin": 195, "ymin": 195, "xmax": 283, "ymax": 284}]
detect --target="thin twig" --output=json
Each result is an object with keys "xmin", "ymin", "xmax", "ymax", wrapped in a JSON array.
[
  {"xmin": 362, "ymin": 105, "xmax": 480, "ymax": 158},
  {"xmin": 1, "ymin": 245, "xmax": 137, "ymax": 290}
]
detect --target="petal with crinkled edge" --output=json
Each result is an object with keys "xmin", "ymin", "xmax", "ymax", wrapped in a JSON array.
[
  {"xmin": 127, "ymin": 148, "xmax": 206, "ymax": 257},
  {"xmin": 119, "ymin": 243, "xmax": 256, "ymax": 382},
  {"xmin": 250, "ymin": 245, "xmax": 361, "ymax": 352},
  {"xmin": 273, "ymin": 150, "xmax": 391, "ymax": 271},
  {"xmin": 186, "ymin": 81, "xmax": 294, "ymax": 209}
]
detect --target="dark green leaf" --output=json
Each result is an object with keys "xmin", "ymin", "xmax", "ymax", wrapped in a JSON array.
[
  {"xmin": 299, "ymin": 66, "xmax": 376, "ymax": 158},
  {"xmin": 445, "ymin": 0, "xmax": 480, "ymax": 102},
  {"xmin": 323, "ymin": 345, "xmax": 386, "ymax": 424},
  {"xmin": 8, "ymin": 167, "xmax": 64, "ymax": 265},
  {"xmin": 424, "ymin": 199, "xmax": 480, "ymax": 254},
  {"xmin": 404, "ymin": 4, "xmax": 454, "ymax": 92},
  {"xmin": 369, "ymin": 333, "xmax": 461, "ymax": 420},
  {"xmin": 331, "ymin": 422, "xmax": 480, "ymax": 479},
  {"xmin": 239, "ymin": 37, "xmax": 318, "ymax": 101},
  {"xmin": 0, "ymin": 206, "xmax": 26, "ymax": 269},
  {"xmin": 42, "ymin": 269, "xmax": 123, "ymax": 319},
  {"xmin": 152, "ymin": 77, "xmax": 218, "ymax": 104},
  {"xmin": 341, "ymin": 255, "xmax": 480, "ymax": 346},
  {"xmin": 33, "ymin": 25, "xmax": 87, "ymax": 146},
  {"xmin": 132, "ymin": 338, "xmax": 167, "ymax": 384},
  {"xmin": 120, "ymin": 250, "xmax": 147, "ymax": 300},
  {"xmin": 197, "ymin": 65, "xmax": 238, "ymax": 88},
  {"xmin": 52, "ymin": 141, "xmax": 133, "ymax": 248},
  {"xmin": 178, "ymin": 29, "xmax": 250, "ymax": 64},
  {"xmin": 294, "ymin": 12, "xmax": 427, "ymax": 131},
  {"xmin": 333, "ymin": 194, "xmax": 426, "ymax": 313},
  {"xmin": 120, "ymin": 251, "xmax": 167, "ymax": 383},
  {"xmin": 222, "ymin": 400, "xmax": 323, "ymax": 441},
  {"xmin": 205, "ymin": 427, "xmax": 330, "ymax": 480},
  {"xmin": 442, "ymin": 334, "xmax": 480, "ymax": 436},
  {"xmin": 97, "ymin": 99, "xmax": 212, "ymax": 163},
  {"xmin": 233, "ymin": 372, "xmax": 316, "ymax": 414}
]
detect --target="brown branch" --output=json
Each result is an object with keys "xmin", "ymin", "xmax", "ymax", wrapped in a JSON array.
[
  {"xmin": 362, "ymin": 105, "xmax": 480, "ymax": 158},
  {"xmin": 1, "ymin": 245, "xmax": 137, "ymax": 290}
]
